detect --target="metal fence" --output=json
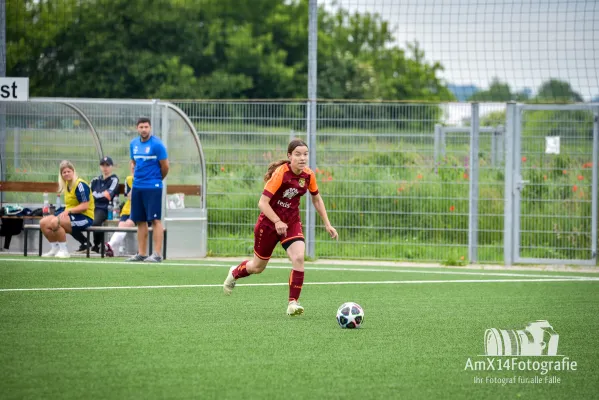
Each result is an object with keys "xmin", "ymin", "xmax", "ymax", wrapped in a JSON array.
[
  {"xmin": 175, "ymin": 100, "xmax": 526, "ymax": 264},
  {"xmin": 2, "ymin": 99, "xmax": 596, "ymax": 264},
  {"xmin": 175, "ymin": 101, "xmax": 307, "ymax": 258},
  {"xmin": 505, "ymin": 103, "xmax": 598, "ymax": 265}
]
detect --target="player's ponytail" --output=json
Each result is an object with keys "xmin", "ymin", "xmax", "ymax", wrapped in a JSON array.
[
  {"xmin": 57, "ymin": 160, "xmax": 78, "ymax": 193},
  {"xmin": 263, "ymin": 138, "xmax": 309, "ymax": 182},
  {"xmin": 264, "ymin": 160, "xmax": 290, "ymax": 182}
]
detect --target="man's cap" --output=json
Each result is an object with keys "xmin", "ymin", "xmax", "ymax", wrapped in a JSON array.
[{"xmin": 100, "ymin": 156, "xmax": 114, "ymax": 166}]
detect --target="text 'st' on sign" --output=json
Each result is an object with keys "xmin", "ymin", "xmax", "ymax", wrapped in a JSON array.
[{"xmin": 0, "ymin": 78, "xmax": 30, "ymax": 101}]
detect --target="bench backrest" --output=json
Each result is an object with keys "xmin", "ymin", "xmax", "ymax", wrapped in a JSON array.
[{"xmin": 0, "ymin": 181, "xmax": 201, "ymax": 196}]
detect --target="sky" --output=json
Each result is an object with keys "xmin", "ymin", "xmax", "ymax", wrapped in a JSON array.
[{"xmin": 322, "ymin": 0, "xmax": 599, "ymax": 101}]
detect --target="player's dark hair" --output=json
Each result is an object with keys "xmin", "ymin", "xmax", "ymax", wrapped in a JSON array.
[
  {"xmin": 263, "ymin": 139, "xmax": 308, "ymax": 182},
  {"xmin": 137, "ymin": 117, "xmax": 151, "ymax": 126}
]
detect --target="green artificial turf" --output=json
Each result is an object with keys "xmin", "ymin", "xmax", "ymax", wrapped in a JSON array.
[{"xmin": 0, "ymin": 258, "xmax": 598, "ymax": 399}]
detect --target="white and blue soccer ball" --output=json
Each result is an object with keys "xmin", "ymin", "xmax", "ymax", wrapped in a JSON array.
[{"xmin": 336, "ymin": 302, "xmax": 364, "ymax": 329}]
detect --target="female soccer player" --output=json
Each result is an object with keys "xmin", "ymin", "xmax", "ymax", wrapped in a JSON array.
[
  {"xmin": 105, "ymin": 162, "xmax": 135, "ymax": 257},
  {"xmin": 40, "ymin": 160, "xmax": 95, "ymax": 258},
  {"xmin": 223, "ymin": 139, "xmax": 338, "ymax": 316}
]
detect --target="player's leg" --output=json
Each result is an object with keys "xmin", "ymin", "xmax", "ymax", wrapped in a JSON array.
[
  {"xmin": 127, "ymin": 188, "xmax": 148, "ymax": 261},
  {"xmin": 70, "ymin": 229, "xmax": 89, "ymax": 252},
  {"xmin": 237, "ymin": 254, "xmax": 269, "ymax": 277},
  {"xmin": 91, "ymin": 208, "xmax": 108, "ymax": 252},
  {"xmin": 69, "ymin": 210, "xmax": 92, "ymax": 254},
  {"xmin": 144, "ymin": 219, "xmax": 164, "ymax": 262},
  {"xmin": 281, "ymin": 220, "xmax": 305, "ymax": 316},
  {"xmin": 106, "ymin": 216, "xmax": 134, "ymax": 257},
  {"xmin": 63, "ymin": 215, "xmax": 93, "ymax": 258},
  {"xmin": 41, "ymin": 214, "xmax": 79, "ymax": 258},
  {"xmin": 135, "ymin": 222, "xmax": 149, "ymax": 258},
  {"xmin": 145, "ymin": 188, "xmax": 164, "ymax": 262},
  {"xmin": 223, "ymin": 254, "xmax": 269, "ymax": 295},
  {"xmin": 40, "ymin": 216, "xmax": 58, "ymax": 241},
  {"xmin": 283, "ymin": 239, "xmax": 306, "ymax": 316},
  {"xmin": 40, "ymin": 216, "xmax": 61, "ymax": 257},
  {"xmin": 223, "ymin": 221, "xmax": 274, "ymax": 294}
]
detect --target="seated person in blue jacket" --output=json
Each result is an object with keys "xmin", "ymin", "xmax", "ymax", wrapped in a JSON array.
[
  {"xmin": 40, "ymin": 160, "xmax": 95, "ymax": 258},
  {"xmin": 85, "ymin": 156, "xmax": 119, "ymax": 253},
  {"xmin": 105, "ymin": 161, "xmax": 135, "ymax": 257}
]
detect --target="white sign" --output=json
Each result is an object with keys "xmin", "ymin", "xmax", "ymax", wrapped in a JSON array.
[
  {"xmin": 0, "ymin": 77, "xmax": 30, "ymax": 101},
  {"xmin": 545, "ymin": 136, "xmax": 560, "ymax": 154}
]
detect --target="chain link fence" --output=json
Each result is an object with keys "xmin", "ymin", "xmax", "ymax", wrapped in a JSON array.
[
  {"xmin": 513, "ymin": 104, "xmax": 598, "ymax": 264},
  {"xmin": 176, "ymin": 100, "xmax": 513, "ymax": 263},
  {"xmin": 4, "ymin": 99, "xmax": 595, "ymax": 264}
]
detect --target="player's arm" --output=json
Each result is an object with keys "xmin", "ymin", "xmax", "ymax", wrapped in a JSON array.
[
  {"xmin": 91, "ymin": 177, "xmax": 104, "ymax": 199},
  {"xmin": 311, "ymin": 193, "xmax": 338, "ymax": 240},
  {"xmin": 260, "ymin": 166, "xmax": 286, "ymax": 234},
  {"xmin": 157, "ymin": 142, "xmax": 169, "ymax": 179},
  {"xmin": 129, "ymin": 143, "xmax": 136, "ymax": 171},
  {"xmin": 258, "ymin": 195, "xmax": 287, "ymax": 236},
  {"xmin": 69, "ymin": 182, "xmax": 91, "ymax": 214},
  {"xmin": 258, "ymin": 195, "xmax": 282, "ymax": 224},
  {"xmin": 159, "ymin": 159, "xmax": 169, "ymax": 180},
  {"xmin": 106, "ymin": 176, "xmax": 119, "ymax": 199}
]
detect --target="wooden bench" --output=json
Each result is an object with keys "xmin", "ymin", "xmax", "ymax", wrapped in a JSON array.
[
  {"xmin": 23, "ymin": 224, "xmax": 168, "ymax": 259},
  {"xmin": 0, "ymin": 181, "xmax": 201, "ymax": 196},
  {"xmin": 2, "ymin": 180, "xmax": 198, "ymax": 259}
]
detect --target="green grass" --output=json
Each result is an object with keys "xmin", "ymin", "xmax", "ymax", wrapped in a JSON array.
[{"xmin": 1, "ymin": 257, "xmax": 598, "ymax": 399}]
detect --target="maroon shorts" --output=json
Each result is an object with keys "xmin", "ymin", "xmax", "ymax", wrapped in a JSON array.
[{"xmin": 253, "ymin": 220, "xmax": 304, "ymax": 260}]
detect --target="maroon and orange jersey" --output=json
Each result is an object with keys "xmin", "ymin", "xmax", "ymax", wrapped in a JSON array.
[{"xmin": 259, "ymin": 163, "xmax": 319, "ymax": 225}]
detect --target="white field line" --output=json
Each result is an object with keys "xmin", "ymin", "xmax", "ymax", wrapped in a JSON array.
[
  {"xmin": 0, "ymin": 258, "xmax": 594, "ymax": 280},
  {"xmin": 1, "ymin": 277, "xmax": 598, "ymax": 292}
]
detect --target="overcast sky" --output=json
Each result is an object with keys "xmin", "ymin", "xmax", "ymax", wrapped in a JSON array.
[{"xmin": 322, "ymin": 0, "xmax": 599, "ymax": 100}]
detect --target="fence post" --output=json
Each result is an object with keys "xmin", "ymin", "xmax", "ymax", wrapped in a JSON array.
[
  {"xmin": 441, "ymin": 126, "xmax": 446, "ymax": 158},
  {"xmin": 434, "ymin": 124, "xmax": 440, "ymax": 172},
  {"xmin": 0, "ymin": 0, "xmax": 5, "ymax": 204},
  {"xmin": 497, "ymin": 125, "xmax": 504, "ymax": 168},
  {"xmin": 503, "ymin": 103, "xmax": 516, "ymax": 265},
  {"xmin": 305, "ymin": 0, "xmax": 318, "ymax": 259},
  {"xmin": 468, "ymin": 103, "xmax": 480, "ymax": 263},
  {"xmin": 491, "ymin": 125, "xmax": 497, "ymax": 168},
  {"xmin": 151, "ymin": 99, "xmax": 159, "ymax": 138},
  {"xmin": 591, "ymin": 108, "xmax": 598, "ymax": 263},
  {"xmin": 13, "ymin": 127, "xmax": 19, "ymax": 170},
  {"xmin": 161, "ymin": 104, "xmax": 170, "ymax": 226}
]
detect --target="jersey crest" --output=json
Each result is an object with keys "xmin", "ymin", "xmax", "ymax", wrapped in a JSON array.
[
  {"xmin": 298, "ymin": 178, "xmax": 305, "ymax": 188},
  {"xmin": 282, "ymin": 187, "xmax": 299, "ymax": 199}
]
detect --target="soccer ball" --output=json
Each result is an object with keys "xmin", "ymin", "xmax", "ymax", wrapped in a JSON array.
[{"xmin": 336, "ymin": 302, "xmax": 364, "ymax": 329}]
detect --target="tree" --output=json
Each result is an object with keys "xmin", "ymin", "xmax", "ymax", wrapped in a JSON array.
[
  {"xmin": 7, "ymin": 0, "xmax": 454, "ymax": 102},
  {"xmin": 523, "ymin": 79, "xmax": 589, "ymax": 142},
  {"xmin": 6, "ymin": 0, "xmax": 79, "ymax": 95},
  {"xmin": 317, "ymin": 7, "xmax": 453, "ymax": 101},
  {"xmin": 468, "ymin": 78, "xmax": 513, "ymax": 102},
  {"xmin": 535, "ymin": 79, "xmax": 583, "ymax": 103}
]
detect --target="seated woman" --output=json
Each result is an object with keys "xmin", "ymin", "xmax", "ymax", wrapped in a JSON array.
[
  {"xmin": 40, "ymin": 160, "xmax": 95, "ymax": 258},
  {"xmin": 105, "ymin": 161, "xmax": 136, "ymax": 257}
]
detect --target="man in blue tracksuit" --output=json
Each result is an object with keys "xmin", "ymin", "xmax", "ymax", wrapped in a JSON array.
[
  {"xmin": 88, "ymin": 156, "xmax": 120, "ymax": 253},
  {"xmin": 128, "ymin": 117, "xmax": 169, "ymax": 262}
]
